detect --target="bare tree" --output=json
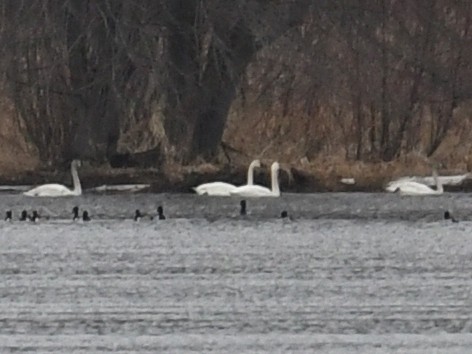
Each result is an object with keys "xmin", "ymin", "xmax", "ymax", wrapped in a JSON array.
[
  {"xmin": 2, "ymin": 0, "xmax": 472, "ymax": 167},
  {"xmin": 159, "ymin": 0, "xmax": 311, "ymax": 161},
  {"xmin": 0, "ymin": 0, "xmax": 311, "ymax": 165}
]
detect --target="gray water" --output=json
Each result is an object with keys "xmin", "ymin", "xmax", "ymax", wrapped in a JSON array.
[{"xmin": 1, "ymin": 192, "xmax": 472, "ymax": 353}]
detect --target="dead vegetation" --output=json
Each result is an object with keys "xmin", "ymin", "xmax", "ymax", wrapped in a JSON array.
[
  {"xmin": 1, "ymin": 1, "xmax": 472, "ymax": 191},
  {"xmin": 0, "ymin": 94, "xmax": 38, "ymax": 175}
]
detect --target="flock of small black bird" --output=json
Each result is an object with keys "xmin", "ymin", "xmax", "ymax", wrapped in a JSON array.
[
  {"xmin": 3, "ymin": 199, "xmax": 457, "ymax": 223},
  {"xmin": 5, "ymin": 207, "xmax": 94, "ymax": 223},
  {"xmin": 3, "ymin": 199, "xmax": 291, "ymax": 223},
  {"xmin": 133, "ymin": 205, "xmax": 166, "ymax": 222},
  {"xmin": 4, "ymin": 206, "xmax": 165, "ymax": 223},
  {"xmin": 5, "ymin": 210, "xmax": 41, "ymax": 222}
]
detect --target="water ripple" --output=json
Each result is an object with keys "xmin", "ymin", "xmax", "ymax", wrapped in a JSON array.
[{"xmin": 0, "ymin": 193, "xmax": 471, "ymax": 352}]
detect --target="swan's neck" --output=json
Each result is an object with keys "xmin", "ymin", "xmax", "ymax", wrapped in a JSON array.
[
  {"xmin": 71, "ymin": 163, "xmax": 82, "ymax": 195},
  {"xmin": 436, "ymin": 180, "xmax": 443, "ymax": 193},
  {"xmin": 271, "ymin": 166, "xmax": 280, "ymax": 195},
  {"xmin": 247, "ymin": 162, "xmax": 256, "ymax": 185}
]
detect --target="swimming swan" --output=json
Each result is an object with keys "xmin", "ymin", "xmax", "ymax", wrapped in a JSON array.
[
  {"xmin": 386, "ymin": 174, "xmax": 469, "ymax": 191},
  {"xmin": 230, "ymin": 162, "xmax": 280, "ymax": 197},
  {"xmin": 392, "ymin": 169, "xmax": 443, "ymax": 196},
  {"xmin": 24, "ymin": 160, "xmax": 82, "ymax": 197},
  {"xmin": 193, "ymin": 159, "xmax": 261, "ymax": 196}
]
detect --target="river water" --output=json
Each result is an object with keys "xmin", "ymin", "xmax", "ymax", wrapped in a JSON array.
[{"xmin": 1, "ymin": 192, "xmax": 472, "ymax": 353}]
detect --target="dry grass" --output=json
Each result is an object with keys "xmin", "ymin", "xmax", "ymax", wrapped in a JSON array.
[
  {"xmin": 0, "ymin": 95, "xmax": 38, "ymax": 176},
  {"xmin": 0, "ymin": 85, "xmax": 471, "ymax": 191},
  {"xmin": 222, "ymin": 98, "xmax": 472, "ymax": 191}
]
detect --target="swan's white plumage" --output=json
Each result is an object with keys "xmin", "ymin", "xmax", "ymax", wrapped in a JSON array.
[
  {"xmin": 388, "ymin": 169, "xmax": 443, "ymax": 196},
  {"xmin": 393, "ymin": 181, "xmax": 443, "ymax": 195},
  {"xmin": 24, "ymin": 160, "xmax": 82, "ymax": 197},
  {"xmin": 90, "ymin": 184, "xmax": 150, "ymax": 193},
  {"xmin": 386, "ymin": 174, "xmax": 469, "ymax": 190},
  {"xmin": 231, "ymin": 184, "xmax": 273, "ymax": 197},
  {"xmin": 230, "ymin": 162, "xmax": 280, "ymax": 197},
  {"xmin": 193, "ymin": 159, "xmax": 261, "ymax": 196},
  {"xmin": 193, "ymin": 181, "xmax": 238, "ymax": 196},
  {"xmin": 385, "ymin": 178, "xmax": 412, "ymax": 192}
]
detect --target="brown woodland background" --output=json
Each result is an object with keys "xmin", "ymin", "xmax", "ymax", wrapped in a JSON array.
[{"xmin": 1, "ymin": 0, "xmax": 472, "ymax": 188}]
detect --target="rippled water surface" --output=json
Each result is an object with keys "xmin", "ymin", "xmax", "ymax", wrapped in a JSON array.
[{"xmin": 1, "ymin": 192, "xmax": 472, "ymax": 353}]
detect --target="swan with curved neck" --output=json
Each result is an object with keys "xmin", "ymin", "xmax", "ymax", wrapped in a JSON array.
[
  {"xmin": 230, "ymin": 162, "xmax": 280, "ymax": 197},
  {"xmin": 392, "ymin": 169, "xmax": 443, "ymax": 196},
  {"xmin": 193, "ymin": 159, "xmax": 261, "ymax": 196},
  {"xmin": 24, "ymin": 160, "xmax": 82, "ymax": 197}
]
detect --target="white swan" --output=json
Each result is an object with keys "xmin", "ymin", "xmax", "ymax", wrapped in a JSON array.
[
  {"xmin": 230, "ymin": 161, "xmax": 280, "ymax": 197},
  {"xmin": 386, "ymin": 174, "xmax": 469, "ymax": 190},
  {"xmin": 193, "ymin": 159, "xmax": 261, "ymax": 196},
  {"xmin": 24, "ymin": 160, "xmax": 82, "ymax": 197},
  {"xmin": 389, "ymin": 169, "xmax": 443, "ymax": 196}
]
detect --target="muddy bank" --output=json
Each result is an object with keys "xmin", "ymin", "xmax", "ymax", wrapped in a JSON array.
[
  {"xmin": 0, "ymin": 163, "xmax": 470, "ymax": 194},
  {"xmin": 0, "ymin": 165, "xmax": 369, "ymax": 193}
]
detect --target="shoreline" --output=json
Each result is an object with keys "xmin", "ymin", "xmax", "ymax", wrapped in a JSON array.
[{"xmin": 0, "ymin": 165, "xmax": 470, "ymax": 194}]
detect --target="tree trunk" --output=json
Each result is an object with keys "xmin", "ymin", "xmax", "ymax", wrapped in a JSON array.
[
  {"xmin": 65, "ymin": 0, "xmax": 120, "ymax": 162},
  {"xmin": 162, "ymin": 0, "xmax": 309, "ymax": 162},
  {"xmin": 163, "ymin": 3, "xmax": 256, "ymax": 161}
]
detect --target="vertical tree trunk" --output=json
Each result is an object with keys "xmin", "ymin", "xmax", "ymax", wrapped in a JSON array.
[
  {"xmin": 65, "ymin": 0, "xmax": 120, "ymax": 162},
  {"xmin": 163, "ymin": 1, "xmax": 257, "ymax": 162},
  {"xmin": 162, "ymin": 0, "xmax": 308, "ymax": 162},
  {"xmin": 379, "ymin": 0, "xmax": 391, "ymax": 160}
]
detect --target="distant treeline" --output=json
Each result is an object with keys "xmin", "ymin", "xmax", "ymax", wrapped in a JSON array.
[{"xmin": 0, "ymin": 1, "xmax": 470, "ymax": 165}]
